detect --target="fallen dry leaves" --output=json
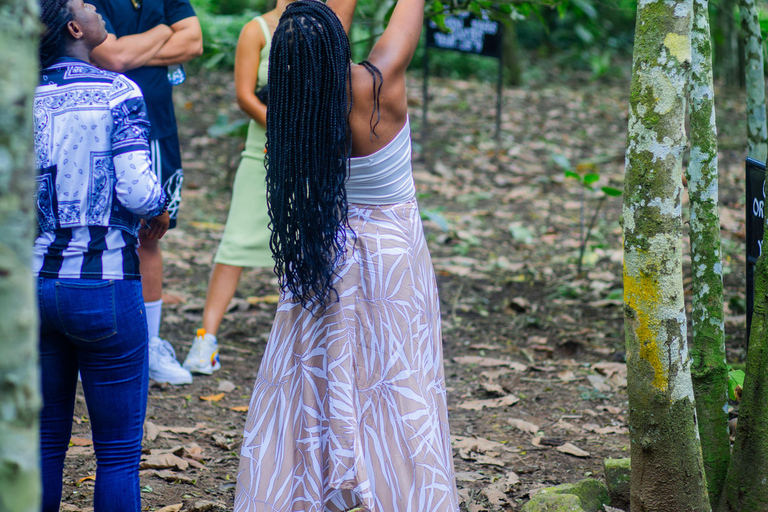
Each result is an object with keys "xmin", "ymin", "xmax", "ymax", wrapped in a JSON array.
[
  {"xmin": 200, "ymin": 393, "xmax": 226, "ymax": 402},
  {"xmin": 217, "ymin": 380, "xmax": 237, "ymax": 392},
  {"xmin": 155, "ymin": 505, "xmax": 184, "ymax": 512},
  {"xmin": 452, "ymin": 356, "xmax": 527, "ymax": 371},
  {"xmin": 140, "ymin": 453, "xmax": 191, "ymax": 471},
  {"xmin": 457, "ymin": 395, "xmax": 519, "ymax": 411},
  {"xmin": 246, "ymin": 294, "xmax": 280, "ymax": 305},
  {"xmin": 507, "ymin": 418, "xmax": 540, "ymax": 435},
  {"xmin": 556, "ymin": 442, "xmax": 590, "ymax": 458}
]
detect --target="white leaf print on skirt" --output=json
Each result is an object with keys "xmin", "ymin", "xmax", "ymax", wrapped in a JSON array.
[{"xmin": 235, "ymin": 200, "xmax": 459, "ymax": 512}]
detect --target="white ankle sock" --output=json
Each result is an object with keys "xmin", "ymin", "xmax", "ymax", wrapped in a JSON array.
[{"xmin": 144, "ymin": 299, "xmax": 163, "ymax": 339}]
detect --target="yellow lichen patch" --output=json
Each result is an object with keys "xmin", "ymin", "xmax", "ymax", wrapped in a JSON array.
[
  {"xmin": 663, "ymin": 33, "xmax": 691, "ymax": 64},
  {"xmin": 624, "ymin": 264, "xmax": 668, "ymax": 391}
]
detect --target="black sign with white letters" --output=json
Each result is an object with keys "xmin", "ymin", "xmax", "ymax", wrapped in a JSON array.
[
  {"xmin": 746, "ymin": 157, "xmax": 765, "ymax": 264},
  {"xmin": 425, "ymin": 12, "xmax": 503, "ymax": 58},
  {"xmin": 746, "ymin": 157, "xmax": 765, "ymax": 344}
]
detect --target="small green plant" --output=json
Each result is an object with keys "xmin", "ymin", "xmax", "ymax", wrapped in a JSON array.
[
  {"xmin": 578, "ymin": 385, "xmax": 611, "ymax": 401},
  {"xmin": 728, "ymin": 366, "xmax": 746, "ymax": 402},
  {"xmin": 420, "ymin": 207, "xmax": 450, "ymax": 232},
  {"xmin": 555, "ymin": 154, "xmax": 622, "ymax": 275},
  {"xmin": 208, "ymin": 113, "xmax": 249, "ymax": 138}
]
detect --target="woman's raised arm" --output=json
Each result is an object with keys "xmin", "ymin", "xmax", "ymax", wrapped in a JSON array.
[
  {"xmin": 366, "ymin": 0, "xmax": 424, "ymax": 78},
  {"xmin": 325, "ymin": 0, "xmax": 357, "ymax": 34}
]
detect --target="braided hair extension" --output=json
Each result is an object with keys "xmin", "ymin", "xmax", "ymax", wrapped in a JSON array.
[
  {"xmin": 39, "ymin": 0, "xmax": 74, "ymax": 68},
  {"xmin": 359, "ymin": 60, "xmax": 383, "ymax": 140},
  {"xmin": 266, "ymin": 0, "xmax": 353, "ymax": 309}
]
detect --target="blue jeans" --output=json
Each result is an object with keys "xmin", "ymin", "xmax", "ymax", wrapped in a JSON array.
[{"xmin": 38, "ymin": 277, "xmax": 148, "ymax": 512}]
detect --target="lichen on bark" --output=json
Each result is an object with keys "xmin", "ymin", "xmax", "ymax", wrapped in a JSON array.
[
  {"xmin": 0, "ymin": 0, "xmax": 41, "ymax": 509},
  {"xmin": 685, "ymin": 1, "xmax": 729, "ymax": 509},
  {"xmin": 623, "ymin": 1, "xmax": 711, "ymax": 510},
  {"xmin": 739, "ymin": 0, "xmax": 767, "ymax": 162}
]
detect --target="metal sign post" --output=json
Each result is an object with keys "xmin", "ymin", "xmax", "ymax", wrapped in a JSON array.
[{"xmin": 422, "ymin": 12, "xmax": 505, "ymax": 154}]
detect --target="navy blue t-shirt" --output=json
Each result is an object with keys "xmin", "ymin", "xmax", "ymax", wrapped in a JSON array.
[{"xmin": 90, "ymin": 0, "xmax": 196, "ymax": 140}]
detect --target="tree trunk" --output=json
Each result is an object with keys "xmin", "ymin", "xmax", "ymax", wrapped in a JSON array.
[
  {"xmin": 713, "ymin": 0, "xmax": 743, "ymax": 87},
  {"xmin": 721, "ymin": 256, "xmax": 768, "ymax": 510},
  {"xmin": 720, "ymin": 12, "xmax": 768, "ymax": 507},
  {"xmin": 623, "ymin": 1, "xmax": 711, "ymax": 511},
  {"xmin": 739, "ymin": 0, "xmax": 767, "ymax": 162},
  {"xmin": 0, "ymin": 0, "xmax": 42, "ymax": 510},
  {"xmin": 719, "ymin": 2, "xmax": 768, "ymax": 511},
  {"xmin": 686, "ymin": 1, "xmax": 730, "ymax": 508},
  {"xmin": 503, "ymin": 20, "xmax": 522, "ymax": 86}
]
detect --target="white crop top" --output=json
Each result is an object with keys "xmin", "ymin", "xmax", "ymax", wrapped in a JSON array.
[{"xmin": 346, "ymin": 117, "xmax": 416, "ymax": 205}]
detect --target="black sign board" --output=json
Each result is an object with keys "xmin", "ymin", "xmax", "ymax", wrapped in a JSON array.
[
  {"xmin": 426, "ymin": 12, "xmax": 503, "ymax": 58},
  {"xmin": 422, "ymin": 12, "xmax": 504, "ymax": 152},
  {"xmin": 746, "ymin": 157, "xmax": 765, "ymax": 343}
]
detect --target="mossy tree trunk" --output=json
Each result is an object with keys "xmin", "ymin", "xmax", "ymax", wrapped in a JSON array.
[
  {"xmin": 623, "ymin": 1, "xmax": 711, "ymax": 511},
  {"xmin": 719, "ymin": 1, "xmax": 768, "ymax": 510},
  {"xmin": 739, "ymin": 0, "xmax": 767, "ymax": 162},
  {"xmin": 0, "ymin": 0, "xmax": 41, "ymax": 510},
  {"xmin": 721, "ymin": 258, "xmax": 768, "ymax": 509},
  {"xmin": 686, "ymin": 1, "xmax": 730, "ymax": 509}
]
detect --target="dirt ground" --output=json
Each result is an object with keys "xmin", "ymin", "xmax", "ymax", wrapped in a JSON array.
[{"xmin": 59, "ymin": 65, "xmax": 751, "ymax": 511}]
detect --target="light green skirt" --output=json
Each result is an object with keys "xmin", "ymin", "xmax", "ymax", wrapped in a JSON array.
[{"xmin": 214, "ymin": 120, "xmax": 273, "ymax": 268}]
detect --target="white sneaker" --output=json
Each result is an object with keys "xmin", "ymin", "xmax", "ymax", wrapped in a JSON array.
[
  {"xmin": 183, "ymin": 329, "xmax": 221, "ymax": 375},
  {"xmin": 148, "ymin": 336, "xmax": 193, "ymax": 385}
]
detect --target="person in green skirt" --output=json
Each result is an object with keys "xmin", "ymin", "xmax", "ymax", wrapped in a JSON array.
[{"xmin": 183, "ymin": 0, "xmax": 296, "ymax": 374}]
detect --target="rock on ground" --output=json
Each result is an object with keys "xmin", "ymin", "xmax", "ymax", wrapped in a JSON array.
[
  {"xmin": 522, "ymin": 492, "xmax": 585, "ymax": 512},
  {"xmin": 524, "ymin": 478, "xmax": 610, "ymax": 512},
  {"xmin": 603, "ymin": 458, "xmax": 630, "ymax": 510}
]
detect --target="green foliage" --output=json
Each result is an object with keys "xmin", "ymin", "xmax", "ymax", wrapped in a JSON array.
[
  {"xmin": 559, "ymin": 154, "xmax": 622, "ymax": 274},
  {"xmin": 190, "ymin": 0, "xmax": 257, "ymax": 70},
  {"xmin": 196, "ymin": 0, "xmax": 271, "ymax": 16},
  {"xmin": 728, "ymin": 368, "xmax": 745, "ymax": 402},
  {"xmin": 578, "ymin": 385, "xmax": 611, "ymax": 401},
  {"xmin": 190, "ymin": 0, "xmax": 638, "ymax": 80},
  {"xmin": 420, "ymin": 207, "xmax": 450, "ymax": 231},
  {"xmin": 208, "ymin": 114, "xmax": 250, "ymax": 138},
  {"xmin": 516, "ymin": 0, "xmax": 636, "ymax": 79}
]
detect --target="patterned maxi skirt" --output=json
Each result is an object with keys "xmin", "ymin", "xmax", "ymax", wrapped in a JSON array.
[{"xmin": 234, "ymin": 200, "xmax": 459, "ymax": 512}]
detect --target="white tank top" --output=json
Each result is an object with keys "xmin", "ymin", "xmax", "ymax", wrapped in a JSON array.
[{"xmin": 346, "ymin": 117, "xmax": 416, "ymax": 205}]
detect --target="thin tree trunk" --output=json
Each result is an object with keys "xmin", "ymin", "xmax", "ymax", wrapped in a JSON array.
[
  {"xmin": 721, "ymin": 257, "xmax": 768, "ymax": 511},
  {"xmin": 713, "ymin": 0, "xmax": 742, "ymax": 87},
  {"xmin": 503, "ymin": 20, "xmax": 521, "ymax": 86},
  {"xmin": 623, "ymin": 1, "xmax": 711, "ymax": 511},
  {"xmin": 0, "ymin": 0, "xmax": 42, "ymax": 509},
  {"xmin": 739, "ymin": 0, "xmax": 767, "ymax": 162},
  {"xmin": 686, "ymin": 1, "xmax": 730, "ymax": 508},
  {"xmin": 719, "ymin": 2, "xmax": 768, "ymax": 510}
]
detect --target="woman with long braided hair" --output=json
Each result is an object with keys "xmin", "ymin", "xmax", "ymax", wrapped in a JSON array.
[
  {"xmin": 235, "ymin": 1, "xmax": 459, "ymax": 510},
  {"xmin": 35, "ymin": 0, "xmax": 169, "ymax": 509}
]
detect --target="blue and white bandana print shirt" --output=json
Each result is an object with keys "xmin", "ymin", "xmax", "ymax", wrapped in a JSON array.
[{"xmin": 33, "ymin": 57, "xmax": 167, "ymax": 280}]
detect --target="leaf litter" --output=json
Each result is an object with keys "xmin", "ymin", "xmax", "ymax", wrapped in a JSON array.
[{"xmin": 57, "ymin": 67, "xmax": 751, "ymax": 511}]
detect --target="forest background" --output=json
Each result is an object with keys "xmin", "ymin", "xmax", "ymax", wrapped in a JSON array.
[
  {"xmin": 192, "ymin": 0, "xmax": 758, "ymax": 86},
  {"xmin": 3, "ymin": 0, "xmax": 768, "ymax": 510}
]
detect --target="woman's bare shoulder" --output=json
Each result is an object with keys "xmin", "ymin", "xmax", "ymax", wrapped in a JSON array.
[
  {"xmin": 349, "ymin": 63, "xmax": 409, "ymax": 157},
  {"xmin": 238, "ymin": 17, "xmax": 267, "ymax": 47}
]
